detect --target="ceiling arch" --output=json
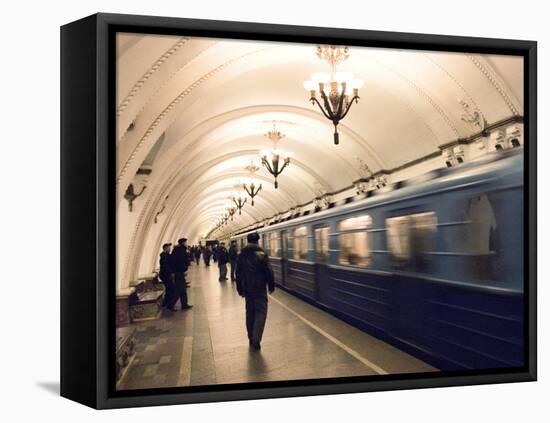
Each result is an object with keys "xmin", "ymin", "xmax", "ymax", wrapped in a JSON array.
[{"xmin": 115, "ymin": 32, "xmax": 524, "ymax": 290}]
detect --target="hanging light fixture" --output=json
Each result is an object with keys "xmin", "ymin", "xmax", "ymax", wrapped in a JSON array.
[
  {"xmin": 303, "ymin": 45, "xmax": 364, "ymax": 145},
  {"xmin": 260, "ymin": 122, "xmax": 293, "ymax": 189},
  {"xmin": 242, "ymin": 161, "xmax": 262, "ymax": 206},
  {"xmin": 228, "ymin": 206, "xmax": 236, "ymax": 221},
  {"xmin": 233, "ymin": 188, "xmax": 247, "ymax": 215}
]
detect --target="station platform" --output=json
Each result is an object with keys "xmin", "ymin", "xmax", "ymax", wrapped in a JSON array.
[{"xmin": 118, "ymin": 262, "xmax": 437, "ymax": 390}]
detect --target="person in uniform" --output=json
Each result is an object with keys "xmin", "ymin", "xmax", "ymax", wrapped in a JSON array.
[
  {"xmin": 159, "ymin": 243, "xmax": 175, "ymax": 310},
  {"xmin": 228, "ymin": 240, "xmax": 239, "ymax": 282},
  {"xmin": 217, "ymin": 242, "xmax": 229, "ymax": 282},
  {"xmin": 236, "ymin": 232, "xmax": 275, "ymax": 350},
  {"xmin": 168, "ymin": 238, "xmax": 193, "ymax": 311}
]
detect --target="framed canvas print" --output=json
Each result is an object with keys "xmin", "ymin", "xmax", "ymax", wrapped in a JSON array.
[{"xmin": 60, "ymin": 13, "xmax": 537, "ymax": 409}]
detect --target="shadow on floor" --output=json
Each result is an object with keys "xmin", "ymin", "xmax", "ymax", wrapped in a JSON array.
[{"xmin": 36, "ymin": 381, "xmax": 60, "ymax": 396}]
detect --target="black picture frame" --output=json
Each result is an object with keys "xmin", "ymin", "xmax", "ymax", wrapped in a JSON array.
[{"xmin": 60, "ymin": 12, "xmax": 537, "ymax": 409}]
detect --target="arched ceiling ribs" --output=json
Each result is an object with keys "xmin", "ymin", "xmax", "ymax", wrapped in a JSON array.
[
  {"xmin": 117, "ymin": 37, "xmax": 219, "ymax": 142},
  {"xmin": 116, "ymin": 33, "xmax": 525, "ymax": 292},
  {"xmin": 171, "ymin": 186, "xmax": 278, "ymax": 226},
  {"xmin": 170, "ymin": 205, "xmax": 259, "ymax": 244},
  {"xmin": 145, "ymin": 149, "xmax": 331, "ymax": 212},
  {"xmin": 116, "ymin": 42, "xmax": 282, "ymax": 188},
  {"xmin": 146, "ymin": 182, "xmax": 283, "ymax": 270},
  {"xmin": 166, "ymin": 172, "xmax": 296, "ymax": 214},
  {"xmin": 160, "ymin": 182, "xmax": 289, "ymax": 242},
  {"xmin": 352, "ymin": 49, "xmax": 461, "ymax": 140},
  {"xmin": 162, "ymin": 104, "xmax": 386, "ymax": 175}
]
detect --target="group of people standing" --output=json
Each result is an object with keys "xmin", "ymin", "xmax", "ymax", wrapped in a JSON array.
[
  {"xmin": 158, "ymin": 238, "xmax": 193, "ymax": 312},
  {"xmin": 158, "ymin": 233, "xmax": 275, "ymax": 350},
  {"xmin": 210, "ymin": 241, "xmax": 239, "ymax": 282}
]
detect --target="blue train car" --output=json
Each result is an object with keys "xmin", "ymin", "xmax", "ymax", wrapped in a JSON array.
[{"xmin": 232, "ymin": 148, "xmax": 524, "ymax": 371}]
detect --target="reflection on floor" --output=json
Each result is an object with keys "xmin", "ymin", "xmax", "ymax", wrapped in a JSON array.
[{"xmin": 117, "ymin": 262, "xmax": 437, "ymax": 390}]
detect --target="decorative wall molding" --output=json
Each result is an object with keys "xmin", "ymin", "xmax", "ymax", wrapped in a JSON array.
[
  {"xmin": 117, "ymin": 47, "xmax": 274, "ymax": 186},
  {"xmin": 117, "ymin": 37, "xmax": 190, "ymax": 117},
  {"xmin": 468, "ymin": 54, "xmax": 520, "ymax": 116}
]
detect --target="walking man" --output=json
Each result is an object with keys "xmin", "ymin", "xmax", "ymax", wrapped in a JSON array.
[
  {"xmin": 194, "ymin": 245, "xmax": 201, "ymax": 265},
  {"xmin": 204, "ymin": 245, "xmax": 212, "ymax": 266},
  {"xmin": 217, "ymin": 242, "xmax": 229, "ymax": 282},
  {"xmin": 228, "ymin": 240, "xmax": 238, "ymax": 282},
  {"xmin": 236, "ymin": 232, "xmax": 275, "ymax": 351},
  {"xmin": 159, "ymin": 243, "xmax": 175, "ymax": 310},
  {"xmin": 169, "ymin": 238, "xmax": 193, "ymax": 311}
]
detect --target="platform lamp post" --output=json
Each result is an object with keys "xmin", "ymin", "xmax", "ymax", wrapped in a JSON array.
[
  {"xmin": 303, "ymin": 45, "xmax": 364, "ymax": 145},
  {"xmin": 260, "ymin": 122, "xmax": 293, "ymax": 189}
]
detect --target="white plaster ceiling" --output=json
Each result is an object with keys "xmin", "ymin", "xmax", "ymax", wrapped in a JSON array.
[{"xmin": 115, "ymin": 33, "xmax": 523, "ymax": 287}]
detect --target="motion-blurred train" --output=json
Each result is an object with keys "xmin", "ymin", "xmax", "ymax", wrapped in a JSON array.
[{"xmin": 230, "ymin": 147, "xmax": 524, "ymax": 371}]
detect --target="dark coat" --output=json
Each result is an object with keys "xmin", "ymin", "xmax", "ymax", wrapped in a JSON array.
[
  {"xmin": 228, "ymin": 245, "xmax": 238, "ymax": 262},
  {"xmin": 159, "ymin": 251, "xmax": 174, "ymax": 280},
  {"xmin": 217, "ymin": 247, "xmax": 229, "ymax": 265},
  {"xmin": 170, "ymin": 245, "xmax": 190, "ymax": 273},
  {"xmin": 236, "ymin": 243, "xmax": 275, "ymax": 298}
]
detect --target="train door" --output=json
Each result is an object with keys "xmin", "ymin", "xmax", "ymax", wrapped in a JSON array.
[
  {"xmin": 281, "ymin": 230, "xmax": 289, "ymax": 286},
  {"xmin": 314, "ymin": 225, "xmax": 330, "ymax": 304}
]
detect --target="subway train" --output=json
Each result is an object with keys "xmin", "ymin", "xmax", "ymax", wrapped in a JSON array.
[{"xmin": 230, "ymin": 147, "xmax": 525, "ymax": 371}]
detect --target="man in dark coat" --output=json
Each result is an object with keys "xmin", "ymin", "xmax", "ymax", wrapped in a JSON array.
[
  {"xmin": 169, "ymin": 238, "xmax": 193, "ymax": 310},
  {"xmin": 217, "ymin": 242, "xmax": 229, "ymax": 282},
  {"xmin": 159, "ymin": 243, "xmax": 175, "ymax": 310},
  {"xmin": 194, "ymin": 245, "xmax": 201, "ymax": 265},
  {"xmin": 236, "ymin": 232, "xmax": 275, "ymax": 350},
  {"xmin": 228, "ymin": 240, "xmax": 239, "ymax": 282},
  {"xmin": 203, "ymin": 245, "xmax": 212, "ymax": 266},
  {"xmin": 212, "ymin": 245, "xmax": 218, "ymax": 263}
]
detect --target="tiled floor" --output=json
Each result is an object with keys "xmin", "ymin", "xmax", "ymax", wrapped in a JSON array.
[{"xmin": 117, "ymin": 261, "xmax": 437, "ymax": 390}]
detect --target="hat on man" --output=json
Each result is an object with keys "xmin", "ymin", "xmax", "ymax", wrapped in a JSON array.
[
  {"xmin": 178, "ymin": 237, "xmax": 187, "ymax": 245},
  {"xmin": 247, "ymin": 232, "xmax": 260, "ymax": 243},
  {"xmin": 162, "ymin": 243, "xmax": 171, "ymax": 249}
]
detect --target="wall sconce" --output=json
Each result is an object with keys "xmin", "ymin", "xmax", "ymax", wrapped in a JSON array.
[{"xmin": 124, "ymin": 183, "xmax": 146, "ymax": 212}]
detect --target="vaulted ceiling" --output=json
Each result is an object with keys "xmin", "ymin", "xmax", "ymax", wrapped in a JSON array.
[{"xmin": 115, "ymin": 32, "xmax": 523, "ymax": 289}]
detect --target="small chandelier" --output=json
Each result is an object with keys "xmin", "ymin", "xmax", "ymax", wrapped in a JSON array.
[
  {"xmin": 303, "ymin": 45, "xmax": 364, "ymax": 145},
  {"xmin": 260, "ymin": 122, "xmax": 293, "ymax": 189},
  {"xmin": 233, "ymin": 189, "xmax": 247, "ymax": 215},
  {"xmin": 228, "ymin": 206, "xmax": 236, "ymax": 221},
  {"xmin": 242, "ymin": 162, "xmax": 262, "ymax": 206}
]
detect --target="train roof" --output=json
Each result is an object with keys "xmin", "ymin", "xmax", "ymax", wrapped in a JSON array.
[{"xmin": 231, "ymin": 147, "xmax": 524, "ymax": 237}]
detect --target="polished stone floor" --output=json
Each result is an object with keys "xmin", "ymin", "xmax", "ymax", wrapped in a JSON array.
[{"xmin": 117, "ymin": 261, "xmax": 437, "ymax": 390}]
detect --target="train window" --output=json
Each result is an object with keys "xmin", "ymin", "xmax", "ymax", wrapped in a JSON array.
[
  {"xmin": 269, "ymin": 232, "xmax": 280, "ymax": 257},
  {"xmin": 463, "ymin": 194, "xmax": 497, "ymax": 279},
  {"xmin": 386, "ymin": 211, "xmax": 437, "ymax": 272},
  {"xmin": 314, "ymin": 226, "xmax": 329, "ymax": 263},
  {"xmin": 293, "ymin": 226, "xmax": 308, "ymax": 260},
  {"xmin": 338, "ymin": 215, "xmax": 373, "ymax": 267}
]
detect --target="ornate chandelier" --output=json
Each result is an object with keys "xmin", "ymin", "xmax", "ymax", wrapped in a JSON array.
[
  {"xmin": 232, "ymin": 189, "xmax": 247, "ymax": 215},
  {"xmin": 242, "ymin": 162, "xmax": 262, "ymax": 206},
  {"xmin": 260, "ymin": 122, "xmax": 293, "ymax": 189},
  {"xmin": 303, "ymin": 45, "xmax": 364, "ymax": 145}
]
